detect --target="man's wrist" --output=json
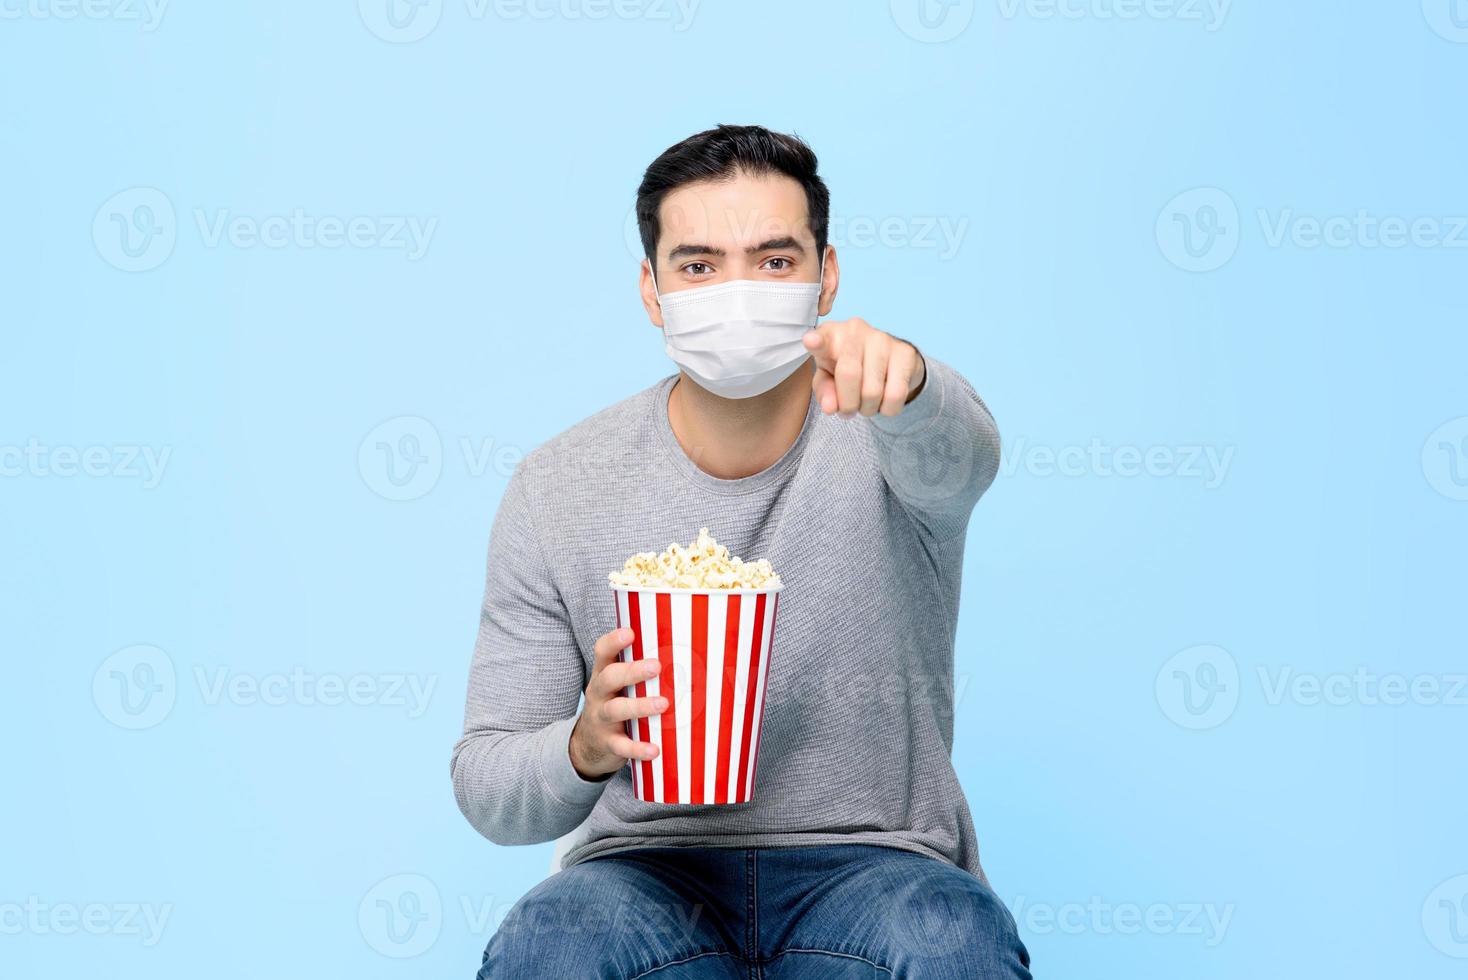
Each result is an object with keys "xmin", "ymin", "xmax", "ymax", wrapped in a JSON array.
[{"xmin": 567, "ymin": 717, "xmax": 613, "ymax": 783}]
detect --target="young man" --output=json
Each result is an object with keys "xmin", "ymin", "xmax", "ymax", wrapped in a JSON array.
[{"xmin": 453, "ymin": 125, "xmax": 1030, "ymax": 979}]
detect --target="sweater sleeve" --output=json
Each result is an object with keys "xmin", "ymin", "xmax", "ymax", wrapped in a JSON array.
[
  {"xmin": 867, "ymin": 351, "xmax": 1002, "ymax": 546},
  {"xmin": 450, "ymin": 463, "xmax": 611, "ymax": 846}
]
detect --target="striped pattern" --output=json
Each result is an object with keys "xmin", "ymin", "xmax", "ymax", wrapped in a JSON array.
[{"xmin": 612, "ymin": 588, "xmax": 780, "ymax": 804}]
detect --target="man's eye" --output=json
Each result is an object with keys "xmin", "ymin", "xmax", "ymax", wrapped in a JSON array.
[
  {"xmin": 683, "ymin": 262, "xmax": 712, "ymax": 276},
  {"xmin": 763, "ymin": 257, "xmax": 790, "ymax": 272}
]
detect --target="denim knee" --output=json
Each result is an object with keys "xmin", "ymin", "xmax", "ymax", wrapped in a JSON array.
[{"xmin": 477, "ymin": 859, "xmax": 719, "ymax": 980}]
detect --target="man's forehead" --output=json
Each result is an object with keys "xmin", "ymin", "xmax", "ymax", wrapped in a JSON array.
[{"xmin": 658, "ymin": 174, "xmax": 812, "ymax": 247}]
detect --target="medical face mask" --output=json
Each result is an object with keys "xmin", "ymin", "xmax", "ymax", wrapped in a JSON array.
[{"xmin": 651, "ymin": 255, "xmax": 824, "ymax": 400}]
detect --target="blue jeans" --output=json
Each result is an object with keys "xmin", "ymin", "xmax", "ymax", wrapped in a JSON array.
[{"xmin": 477, "ymin": 844, "xmax": 1032, "ymax": 979}]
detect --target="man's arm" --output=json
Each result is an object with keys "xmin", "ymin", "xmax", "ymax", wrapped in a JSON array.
[
  {"xmin": 450, "ymin": 467, "xmax": 611, "ymax": 846},
  {"xmin": 868, "ymin": 350, "xmax": 1001, "ymax": 544},
  {"xmin": 803, "ymin": 319, "xmax": 1001, "ymax": 545}
]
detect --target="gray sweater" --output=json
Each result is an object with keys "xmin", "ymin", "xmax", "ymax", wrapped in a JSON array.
[{"xmin": 451, "ymin": 354, "xmax": 1002, "ymax": 879}]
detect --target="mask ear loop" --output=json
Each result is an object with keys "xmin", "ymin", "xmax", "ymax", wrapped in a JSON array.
[{"xmin": 647, "ymin": 257, "xmax": 661, "ymax": 300}]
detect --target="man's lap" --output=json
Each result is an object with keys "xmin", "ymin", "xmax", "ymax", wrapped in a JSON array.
[{"xmin": 477, "ymin": 843, "xmax": 1031, "ymax": 979}]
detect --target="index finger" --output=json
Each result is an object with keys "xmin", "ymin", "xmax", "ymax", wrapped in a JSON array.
[
  {"xmin": 801, "ymin": 326, "xmax": 835, "ymax": 367},
  {"xmin": 592, "ymin": 626, "xmax": 633, "ymax": 674}
]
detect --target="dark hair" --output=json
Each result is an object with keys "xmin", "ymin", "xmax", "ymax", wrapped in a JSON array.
[{"xmin": 635, "ymin": 124, "xmax": 831, "ymax": 265}]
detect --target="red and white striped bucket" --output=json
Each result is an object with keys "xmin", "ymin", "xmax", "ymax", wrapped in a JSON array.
[{"xmin": 612, "ymin": 585, "xmax": 782, "ymax": 804}]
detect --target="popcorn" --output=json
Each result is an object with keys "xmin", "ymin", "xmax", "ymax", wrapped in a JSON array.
[{"xmin": 608, "ymin": 527, "xmax": 782, "ymax": 590}]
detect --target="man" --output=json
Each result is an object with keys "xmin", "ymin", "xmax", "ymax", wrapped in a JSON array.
[{"xmin": 453, "ymin": 125, "xmax": 1030, "ymax": 979}]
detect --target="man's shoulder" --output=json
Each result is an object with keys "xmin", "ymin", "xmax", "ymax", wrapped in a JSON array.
[{"xmin": 514, "ymin": 377, "xmax": 666, "ymax": 485}]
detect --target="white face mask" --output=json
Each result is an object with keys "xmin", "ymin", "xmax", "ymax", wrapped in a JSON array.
[{"xmin": 651, "ymin": 254, "xmax": 824, "ymax": 400}]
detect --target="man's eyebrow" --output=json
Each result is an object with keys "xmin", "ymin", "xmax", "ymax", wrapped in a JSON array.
[
  {"xmin": 746, "ymin": 237, "xmax": 806, "ymax": 255},
  {"xmin": 666, "ymin": 243, "xmax": 726, "ymax": 261},
  {"xmin": 665, "ymin": 238, "xmax": 809, "ymax": 262}
]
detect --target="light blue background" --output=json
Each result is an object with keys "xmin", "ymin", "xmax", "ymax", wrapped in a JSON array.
[{"xmin": 3, "ymin": 1, "xmax": 1466, "ymax": 977}]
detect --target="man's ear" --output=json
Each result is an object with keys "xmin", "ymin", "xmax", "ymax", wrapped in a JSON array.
[
  {"xmin": 817, "ymin": 245, "xmax": 839, "ymax": 317},
  {"xmin": 640, "ymin": 259, "xmax": 664, "ymax": 328}
]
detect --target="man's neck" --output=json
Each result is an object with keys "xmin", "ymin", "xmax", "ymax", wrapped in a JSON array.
[{"xmin": 666, "ymin": 361, "xmax": 815, "ymax": 480}]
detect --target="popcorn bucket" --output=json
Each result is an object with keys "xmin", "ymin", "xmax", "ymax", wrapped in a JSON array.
[{"xmin": 611, "ymin": 585, "xmax": 783, "ymax": 804}]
